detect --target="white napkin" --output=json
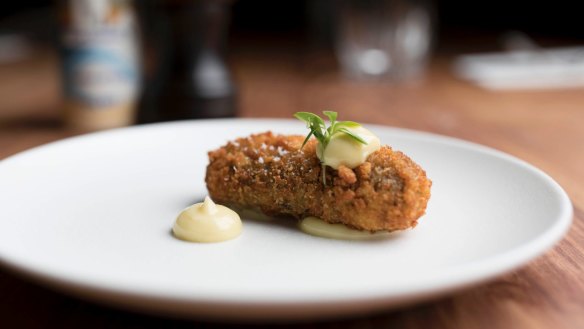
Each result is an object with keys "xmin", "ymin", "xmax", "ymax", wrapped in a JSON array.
[{"xmin": 453, "ymin": 47, "xmax": 584, "ymax": 90}]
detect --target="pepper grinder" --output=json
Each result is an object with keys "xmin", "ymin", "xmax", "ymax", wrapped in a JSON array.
[{"xmin": 139, "ymin": 0, "xmax": 236, "ymax": 122}]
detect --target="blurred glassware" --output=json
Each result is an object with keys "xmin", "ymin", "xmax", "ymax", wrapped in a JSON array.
[
  {"xmin": 335, "ymin": 0, "xmax": 433, "ymax": 81},
  {"xmin": 138, "ymin": 0, "xmax": 236, "ymax": 123},
  {"xmin": 58, "ymin": 0, "xmax": 142, "ymax": 131}
]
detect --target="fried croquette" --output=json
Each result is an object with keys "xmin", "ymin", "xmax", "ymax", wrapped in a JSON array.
[{"xmin": 205, "ymin": 132, "xmax": 431, "ymax": 232}]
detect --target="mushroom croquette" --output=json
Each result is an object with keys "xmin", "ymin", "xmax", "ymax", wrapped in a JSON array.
[{"xmin": 205, "ymin": 132, "xmax": 431, "ymax": 232}]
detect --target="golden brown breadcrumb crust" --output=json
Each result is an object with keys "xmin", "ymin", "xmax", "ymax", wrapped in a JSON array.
[{"xmin": 205, "ymin": 132, "xmax": 431, "ymax": 232}]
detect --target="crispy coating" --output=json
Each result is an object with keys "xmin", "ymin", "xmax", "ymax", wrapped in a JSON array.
[{"xmin": 205, "ymin": 132, "xmax": 431, "ymax": 232}]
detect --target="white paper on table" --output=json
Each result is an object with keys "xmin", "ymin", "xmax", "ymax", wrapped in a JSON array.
[{"xmin": 453, "ymin": 47, "xmax": 584, "ymax": 90}]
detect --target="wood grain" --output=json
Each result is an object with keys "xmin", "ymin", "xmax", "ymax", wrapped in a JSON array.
[{"xmin": 0, "ymin": 45, "xmax": 582, "ymax": 328}]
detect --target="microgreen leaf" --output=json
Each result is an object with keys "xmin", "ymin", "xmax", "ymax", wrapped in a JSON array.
[
  {"xmin": 338, "ymin": 127, "xmax": 368, "ymax": 144},
  {"xmin": 335, "ymin": 121, "xmax": 361, "ymax": 129},
  {"xmin": 323, "ymin": 111, "xmax": 337, "ymax": 124},
  {"xmin": 294, "ymin": 112, "xmax": 319, "ymax": 124},
  {"xmin": 301, "ymin": 130, "xmax": 314, "ymax": 148},
  {"xmin": 294, "ymin": 111, "xmax": 370, "ymax": 186}
]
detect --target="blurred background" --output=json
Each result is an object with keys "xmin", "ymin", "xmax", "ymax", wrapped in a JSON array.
[
  {"xmin": 1, "ymin": 0, "xmax": 584, "ymax": 132},
  {"xmin": 1, "ymin": 2, "xmax": 584, "ymax": 328}
]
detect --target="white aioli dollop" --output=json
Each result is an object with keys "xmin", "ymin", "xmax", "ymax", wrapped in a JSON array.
[
  {"xmin": 316, "ymin": 126, "xmax": 381, "ymax": 169},
  {"xmin": 299, "ymin": 216, "xmax": 391, "ymax": 240},
  {"xmin": 173, "ymin": 196, "xmax": 242, "ymax": 243}
]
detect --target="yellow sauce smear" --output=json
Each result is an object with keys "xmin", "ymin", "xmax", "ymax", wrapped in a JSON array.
[{"xmin": 299, "ymin": 216, "xmax": 391, "ymax": 240}]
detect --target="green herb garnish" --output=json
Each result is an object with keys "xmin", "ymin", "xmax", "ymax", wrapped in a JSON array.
[{"xmin": 294, "ymin": 111, "xmax": 368, "ymax": 185}]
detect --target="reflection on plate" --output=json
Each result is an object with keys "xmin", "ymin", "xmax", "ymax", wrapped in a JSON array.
[{"xmin": 0, "ymin": 119, "xmax": 572, "ymax": 321}]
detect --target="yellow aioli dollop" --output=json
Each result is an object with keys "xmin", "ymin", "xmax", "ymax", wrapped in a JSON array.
[
  {"xmin": 173, "ymin": 196, "xmax": 242, "ymax": 243},
  {"xmin": 316, "ymin": 126, "xmax": 381, "ymax": 169},
  {"xmin": 299, "ymin": 216, "xmax": 391, "ymax": 240}
]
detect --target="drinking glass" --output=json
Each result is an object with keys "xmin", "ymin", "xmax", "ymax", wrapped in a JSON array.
[{"xmin": 335, "ymin": 0, "xmax": 433, "ymax": 81}]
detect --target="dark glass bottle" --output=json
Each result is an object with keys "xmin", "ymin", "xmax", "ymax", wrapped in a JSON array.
[{"xmin": 139, "ymin": 0, "xmax": 236, "ymax": 123}]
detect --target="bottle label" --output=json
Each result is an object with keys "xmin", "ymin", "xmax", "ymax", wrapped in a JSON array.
[{"xmin": 62, "ymin": 0, "xmax": 140, "ymax": 109}]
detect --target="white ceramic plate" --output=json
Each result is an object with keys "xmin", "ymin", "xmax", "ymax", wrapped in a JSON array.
[{"xmin": 0, "ymin": 119, "xmax": 572, "ymax": 321}]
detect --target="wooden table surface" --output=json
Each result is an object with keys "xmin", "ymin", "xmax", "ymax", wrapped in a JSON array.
[{"xmin": 0, "ymin": 45, "xmax": 583, "ymax": 329}]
